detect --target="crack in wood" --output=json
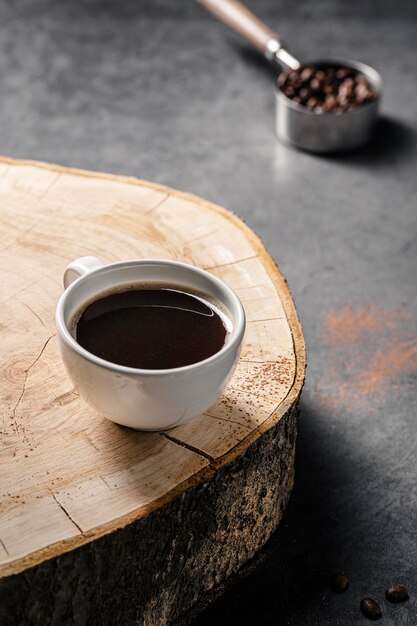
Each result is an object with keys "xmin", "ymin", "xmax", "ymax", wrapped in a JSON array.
[
  {"xmin": 0, "ymin": 537, "xmax": 9, "ymax": 556},
  {"xmin": 99, "ymin": 475, "xmax": 113, "ymax": 491},
  {"xmin": 246, "ymin": 316, "xmax": 286, "ymax": 323},
  {"xmin": 203, "ymin": 412, "xmax": 253, "ymax": 430},
  {"xmin": 50, "ymin": 490, "xmax": 83, "ymax": 534},
  {"xmin": 203, "ymin": 255, "xmax": 258, "ymax": 271},
  {"xmin": 144, "ymin": 193, "xmax": 169, "ymax": 214},
  {"xmin": 38, "ymin": 172, "xmax": 61, "ymax": 199},
  {"xmin": 0, "ymin": 164, "xmax": 11, "ymax": 179},
  {"xmin": 160, "ymin": 432, "xmax": 215, "ymax": 465},
  {"xmin": 184, "ymin": 228, "xmax": 220, "ymax": 245},
  {"xmin": 10, "ymin": 335, "xmax": 56, "ymax": 437},
  {"xmin": 20, "ymin": 301, "xmax": 46, "ymax": 327}
]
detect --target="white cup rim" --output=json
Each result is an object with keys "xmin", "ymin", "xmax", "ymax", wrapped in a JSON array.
[{"xmin": 56, "ymin": 259, "xmax": 246, "ymax": 377}]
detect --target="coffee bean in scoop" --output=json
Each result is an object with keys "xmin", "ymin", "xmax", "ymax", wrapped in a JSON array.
[{"xmin": 278, "ymin": 64, "xmax": 378, "ymax": 113}]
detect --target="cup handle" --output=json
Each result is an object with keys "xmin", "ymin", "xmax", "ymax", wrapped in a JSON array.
[{"xmin": 63, "ymin": 256, "xmax": 104, "ymax": 289}]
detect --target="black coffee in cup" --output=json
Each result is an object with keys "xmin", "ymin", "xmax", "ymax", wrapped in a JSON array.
[{"xmin": 73, "ymin": 285, "xmax": 230, "ymax": 369}]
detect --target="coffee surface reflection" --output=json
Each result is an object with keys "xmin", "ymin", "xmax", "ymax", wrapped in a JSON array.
[{"xmin": 74, "ymin": 285, "xmax": 229, "ymax": 370}]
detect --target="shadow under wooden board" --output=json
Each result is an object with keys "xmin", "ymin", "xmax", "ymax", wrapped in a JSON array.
[{"xmin": 0, "ymin": 157, "xmax": 305, "ymax": 626}]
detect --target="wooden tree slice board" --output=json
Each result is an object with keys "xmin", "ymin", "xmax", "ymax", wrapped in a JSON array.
[{"xmin": 0, "ymin": 157, "xmax": 305, "ymax": 625}]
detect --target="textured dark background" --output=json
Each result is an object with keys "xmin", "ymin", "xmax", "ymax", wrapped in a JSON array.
[{"xmin": 1, "ymin": 1, "xmax": 417, "ymax": 624}]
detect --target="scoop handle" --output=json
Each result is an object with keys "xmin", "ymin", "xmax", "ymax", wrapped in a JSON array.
[
  {"xmin": 198, "ymin": 0, "xmax": 300, "ymax": 69},
  {"xmin": 198, "ymin": 0, "xmax": 278, "ymax": 55}
]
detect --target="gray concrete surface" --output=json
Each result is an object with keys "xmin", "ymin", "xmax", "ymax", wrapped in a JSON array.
[{"xmin": 1, "ymin": 1, "xmax": 416, "ymax": 624}]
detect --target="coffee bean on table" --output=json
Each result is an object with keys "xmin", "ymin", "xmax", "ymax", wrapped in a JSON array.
[
  {"xmin": 360, "ymin": 598, "xmax": 382, "ymax": 620},
  {"xmin": 385, "ymin": 584, "xmax": 409, "ymax": 603},
  {"xmin": 331, "ymin": 572, "xmax": 349, "ymax": 593}
]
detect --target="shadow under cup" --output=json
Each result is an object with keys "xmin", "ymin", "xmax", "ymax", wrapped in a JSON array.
[{"xmin": 55, "ymin": 260, "xmax": 246, "ymax": 431}]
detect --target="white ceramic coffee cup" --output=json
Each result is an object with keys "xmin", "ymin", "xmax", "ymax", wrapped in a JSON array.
[{"xmin": 55, "ymin": 257, "xmax": 246, "ymax": 431}]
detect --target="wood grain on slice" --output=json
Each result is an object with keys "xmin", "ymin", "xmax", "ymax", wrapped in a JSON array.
[{"xmin": 0, "ymin": 157, "xmax": 305, "ymax": 626}]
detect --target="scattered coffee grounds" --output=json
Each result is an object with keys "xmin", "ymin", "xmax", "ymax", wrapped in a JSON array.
[
  {"xmin": 74, "ymin": 285, "xmax": 229, "ymax": 369},
  {"xmin": 385, "ymin": 584, "xmax": 409, "ymax": 603},
  {"xmin": 360, "ymin": 598, "xmax": 382, "ymax": 620},
  {"xmin": 278, "ymin": 64, "xmax": 378, "ymax": 113},
  {"xmin": 331, "ymin": 572, "xmax": 350, "ymax": 593}
]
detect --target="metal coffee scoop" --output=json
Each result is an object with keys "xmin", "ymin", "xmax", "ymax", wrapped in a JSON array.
[{"xmin": 198, "ymin": 0, "xmax": 383, "ymax": 153}]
